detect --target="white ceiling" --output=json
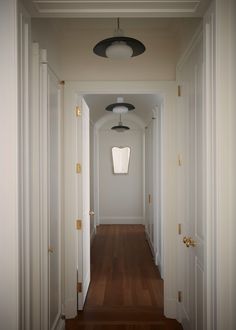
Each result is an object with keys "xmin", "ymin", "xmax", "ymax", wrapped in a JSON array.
[
  {"xmin": 25, "ymin": 1, "xmax": 207, "ymax": 123},
  {"xmin": 23, "ymin": 0, "xmax": 211, "ymax": 17},
  {"xmin": 84, "ymin": 93, "xmax": 162, "ymax": 123}
]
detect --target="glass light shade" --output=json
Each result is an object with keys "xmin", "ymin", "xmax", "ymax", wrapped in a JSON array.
[
  {"xmin": 105, "ymin": 41, "xmax": 133, "ymax": 59},
  {"xmin": 112, "ymin": 105, "xmax": 129, "ymax": 114}
]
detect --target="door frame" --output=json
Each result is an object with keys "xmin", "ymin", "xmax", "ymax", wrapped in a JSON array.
[
  {"xmin": 63, "ymin": 80, "xmax": 178, "ymax": 319},
  {"xmin": 93, "ymin": 111, "xmax": 146, "ymax": 228}
]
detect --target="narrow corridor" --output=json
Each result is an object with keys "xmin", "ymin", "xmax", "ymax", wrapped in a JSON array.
[{"xmin": 66, "ymin": 225, "xmax": 182, "ymax": 329}]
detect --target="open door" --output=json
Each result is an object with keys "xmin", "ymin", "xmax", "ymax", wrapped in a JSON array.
[
  {"xmin": 177, "ymin": 35, "xmax": 205, "ymax": 329},
  {"xmin": 77, "ymin": 97, "xmax": 91, "ymax": 310}
]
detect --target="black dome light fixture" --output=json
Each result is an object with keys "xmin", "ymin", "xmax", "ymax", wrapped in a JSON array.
[
  {"xmin": 93, "ymin": 18, "xmax": 146, "ymax": 59},
  {"xmin": 106, "ymin": 97, "xmax": 135, "ymax": 114},
  {"xmin": 111, "ymin": 114, "xmax": 130, "ymax": 132}
]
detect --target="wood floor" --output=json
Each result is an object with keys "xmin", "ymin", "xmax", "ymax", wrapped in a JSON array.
[{"xmin": 66, "ymin": 225, "xmax": 182, "ymax": 330}]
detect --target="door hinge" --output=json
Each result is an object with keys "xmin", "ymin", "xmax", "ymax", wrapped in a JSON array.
[
  {"xmin": 178, "ymin": 85, "xmax": 181, "ymax": 97},
  {"xmin": 148, "ymin": 194, "xmax": 151, "ymax": 204},
  {"xmin": 76, "ymin": 219, "xmax": 82, "ymax": 230},
  {"xmin": 76, "ymin": 163, "xmax": 81, "ymax": 173},
  {"xmin": 76, "ymin": 106, "xmax": 81, "ymax": 117},
  {"xmin": 178, "ymin": 291, "xmax": 182, "ymax": 303},
  {"xmin": 178, "ymin": 224, "xmax": 182, "ymax": 235},
  {"xmin": 77, "ymin": 282, "xmax": 82, "ymax": 293}
]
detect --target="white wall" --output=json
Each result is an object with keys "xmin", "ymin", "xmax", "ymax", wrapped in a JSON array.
[
  {"xmin": 98, "ymin": 117, "xmax": 144, "ymax": 224},
  {"xmin": 31, "ymin": 18, "xmax": 201, "ymax": 82},
  {"xmin": 214, "ymin": 0, "xmax": 236, "ymax": 328},
  {"xmin": 31, "ymin": 19, "xmax": 62, "ymax": 76},
  {"xmin": 60, "ymin": 30, "xmax": 177, "ymax": 81},
  {"xmin": 0, "ymin": 1, "xmax": 19, "ymax": 329}
]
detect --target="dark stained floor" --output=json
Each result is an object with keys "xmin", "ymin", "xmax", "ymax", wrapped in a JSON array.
[{"xmin": 66, "ymin": 225, "xmax": 182, "ymax": 330}]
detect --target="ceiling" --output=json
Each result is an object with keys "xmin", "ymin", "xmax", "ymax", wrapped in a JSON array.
[
  {"xmin": 84, "ymin": 93, "xmax": 162, "ymax": 123},
  {"xmin": 23, "ymin": 0, "xmax": 211, "ymax": 18},
  {"xmin": 25, "ymin": 1, "xmax": 208, "ymax": 123}
]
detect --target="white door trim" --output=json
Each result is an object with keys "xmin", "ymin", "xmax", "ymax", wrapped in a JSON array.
[
  {"xmin": 203, "ymin": 5, "xmax": 216, "ymax": 329},
  {"xmin": 63, "ymin": 80, "xmax": 178, "ymax": 319},
  {"xmin": 18, "ymin": 4, "xmax": 31, "ymax": 330}
]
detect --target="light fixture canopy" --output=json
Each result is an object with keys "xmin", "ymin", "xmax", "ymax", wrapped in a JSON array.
[
  {"xmin": 106, "ymin": 97, "xmax": 135, "ymax": 114},
  {"xmin": 93, "ymin": 18, "xmax": 145, "ymax": 59}
]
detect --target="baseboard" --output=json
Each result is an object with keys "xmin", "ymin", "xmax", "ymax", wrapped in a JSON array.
[
  {"xmin": 55, "ymin": 317, "xmax": 65, "ymax": 330},
  {"xmin": 145, "ymin": 231, "xmax": 155, "ymax": 258},
  {"xmin": 164, "ymin": 298, "xmax": 177, "ymax": 319},
  {"xmin": 155, "ymin": 252, "xmax": 164, "ymax": 279},
  {"xmin": 100, "ymin": 216, "xmax": 143, "ymax": 225},
  {"xmin": 65, "ymin": 298, "xmax": 77, "ymax": 319}
]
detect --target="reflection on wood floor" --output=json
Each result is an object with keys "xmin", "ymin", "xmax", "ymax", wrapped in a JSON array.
[{"xmin": 66, "ymin": 225, "xmax": 182, "ymax": 330}]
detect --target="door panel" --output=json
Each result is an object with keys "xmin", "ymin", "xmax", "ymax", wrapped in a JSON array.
[
  {"xmin": 48, "ymin": 70, "xmax": 62, "ymax": 329},
  {"xmin": 77, "ymin": 97, "xmax": 91, "ymax": 310},
  {"xmin": 177, "ymin": 34, "xmax": 205, "ymax": 330}
]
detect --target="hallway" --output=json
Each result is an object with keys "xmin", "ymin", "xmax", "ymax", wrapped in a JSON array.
[{"xmin": 66, "ymin": 225, "xmax": 182, "ymax": 329}]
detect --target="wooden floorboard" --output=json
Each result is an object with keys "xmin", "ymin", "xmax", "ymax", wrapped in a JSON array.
[{"xmin": 66, "ymin": 225, "xmax": 182, "ymax": 330}]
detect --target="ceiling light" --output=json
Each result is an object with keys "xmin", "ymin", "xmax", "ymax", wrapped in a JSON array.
[
  {"xmin": 93, "ymin": 18, "xmax": 145, "ymax": 59},
  {"xmin": 111, "ymin": 114, "xmax": 130, "ymax": 132},
  {"xmin": 106, "ymin": 97, "xmax": 135, "ymax": 114}
]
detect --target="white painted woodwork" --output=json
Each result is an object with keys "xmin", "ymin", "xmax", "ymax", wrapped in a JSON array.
[
  {"xmin": 31, "ymin": 43, "xmax": 63, "ymax": 330},
  {"xmin": 77, "ymin": 98, "xmax": 91, "ymax": 309},
  {"xmin": 48, "ymin": 69, "xmax": 62, "ymax": 329},
  {"xmin": 203, "ymin": 5, "xmax": 216, "ymax": 329},
  {"xmin": 24, "ymin": 0, "xmax": 210, "ymax": 17},
  {"xmin": 63, "ymin": 81, "xmax": 178, "ymax": 319},
  {"xmin": 18, "ymin": 5, "xmax": 31, "ymax": 330},
  {"xmin": 0, "ymin": 1, "xmax": 19, "ymax": 329},
  {"xmin": 31, "ymin": 42, "xmax": 42, "ymax": 330},
  {"xmin": 90, "ymin": 119, "xmax": 96, "ymax": 239},
  {"xmin": 176, "ymin": 29, "xmax": 205, "ymax": 329},
  {"xmin": 145, "ymin": 106, "xmax": 163, "ymax": 276},
  {"xmin": 145, "ymin": 121, "xmax": 154, "ymax": 246}
]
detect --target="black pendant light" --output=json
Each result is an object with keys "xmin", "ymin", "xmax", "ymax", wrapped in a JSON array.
[
  {"xmin": 93, "ymin": 18, "xmax": 145, "ymax": 59},
  {"xmin": 111, "ymin": 114, "xmax": 130, "ymax": 132},
  {"xmin": 106, "ymin": 97, "xmax": 135, "ymax": 114}
]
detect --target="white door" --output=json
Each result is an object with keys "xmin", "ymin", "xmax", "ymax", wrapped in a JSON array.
[
  {"xmin": 145, "ymin": 122, "xmax": 154, "ymax": 245},
  {"xmin": 177, "ymin": 34, "xmax": 205, "ymax": 330},
  {"xmin": 77, "ymin": 97, "xmax": 91, "ymax": 310}
]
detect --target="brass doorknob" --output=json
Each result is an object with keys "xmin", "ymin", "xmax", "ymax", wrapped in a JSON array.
[
  {"xmin": 48, "ymin": 247, "xmax": 54, "ymax": 253},
  {"xmin": 183, "ymin": 236, "xmax": 196, "ymax": 248},
  {"xmin": 89, "ymin": 210, "xmax": 95, "ymax": 216},
  {"xmin": 183, "ymin": 236, "xmax": 188, "ymax": 244},
  {"xmin": 187, "ymin": 237, "xmax": 196, "ymax": 247}
]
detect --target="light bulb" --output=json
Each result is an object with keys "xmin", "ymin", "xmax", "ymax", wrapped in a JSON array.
[
  {"xmin": 105, "ymin": 41, "xmax": 133, "ymax": 59},
  {"xmin": 112, "ymin": 105, "xmax": 129, "ymax": 114}
]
